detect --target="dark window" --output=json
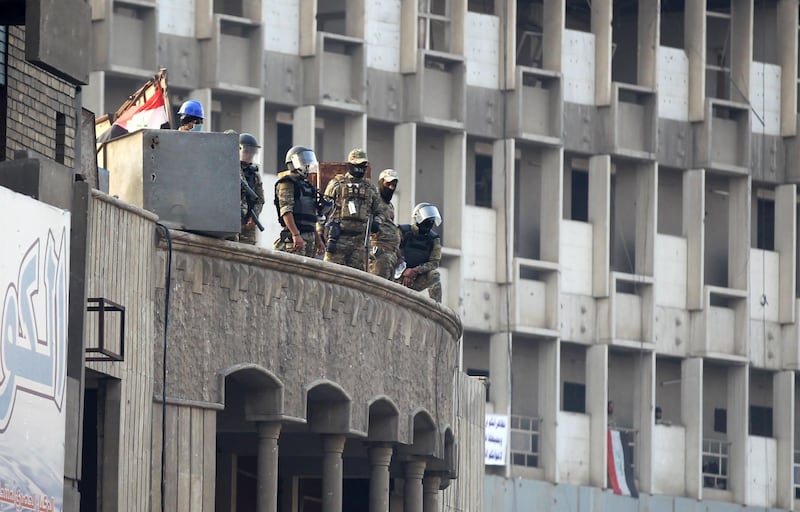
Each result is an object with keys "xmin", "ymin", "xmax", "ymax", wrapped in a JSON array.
[
  {"xmin": 756, "ymin": 197, "xmax": 775, "ymax": 251},
  {"xmin": 713, "ymin": 407, "xmax": 727, "ymax": 433},
  {"xmin": 0, "ymin": 26, "xmax": 7, "ymax": 160},
  {"xmin": 276, "ymin": 122, "xmax": 293, "ymax": 171},
  {"xmin": 563, "ymin": 382, "xmax": 586, "ymax": 413},
  {"xmin": 571, "ymin": 169, "xmax": 589, "ymax": 221},
  {"xmin": 474, "ymin": 153, "xmax": 492, "ymax": 207},
  {"xmin": 55, "ymin": 113, "xmax": 66, "ymax": 164},
  {"xmin": 468, "ymin": 0, "xmax": 494, "ymax": 14},
  {"xmin": 749, "ymin": 405, "xmax": 773, "ymax": 437}
]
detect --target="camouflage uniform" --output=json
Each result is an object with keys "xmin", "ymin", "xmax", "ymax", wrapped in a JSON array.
[
  {"xmin": 395, "ymin": 223, "xmax": 443, "ymax": 302},
  {"xmin": 369, "ymin": 198, "xmax": 400, "ymax": 279},
  {"xmin": 240, "ymin": 162, "xmax": 264, "ymax": 245},
  {"xmin": 273, "ymin": 169, "xmax": 321, "ymax": 258},
  {"xmin": 323, "ymin": 173, "xmax": 382, "ymax": 271}
]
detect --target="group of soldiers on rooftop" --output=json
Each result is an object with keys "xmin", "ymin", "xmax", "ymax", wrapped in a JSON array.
[{"xmin": 224, "ymin": 126, "xmax": 442, "ymax": 302}]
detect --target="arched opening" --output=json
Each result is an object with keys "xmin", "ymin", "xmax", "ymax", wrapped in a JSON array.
[{"xmin": 367, "ymin": 396, "xmax": 401, "ymax": 443}]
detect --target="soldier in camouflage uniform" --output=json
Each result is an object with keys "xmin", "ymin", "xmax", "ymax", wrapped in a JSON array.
[
  {"xmin": 323, "ymin": 148, "xmax": 383, "ymax": 271},
  {"xmin": 238, "ymin": 133, "xmax": 265, "ymax": 245},
  {"xmin": 273, "ymin": 146, "xmax": 325, "ymax": 257},
  {"xmin": 368, "ymin": 169, "xmax": 401, "ymax": 279},
  {"xmin": 396, "ymin": 203, "xmax": 443, "ymax": 302}
]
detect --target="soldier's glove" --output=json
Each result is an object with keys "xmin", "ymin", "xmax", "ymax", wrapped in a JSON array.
[{"xmin": 326, "ymin": 239, "xmax": 337, "ymax": 254}]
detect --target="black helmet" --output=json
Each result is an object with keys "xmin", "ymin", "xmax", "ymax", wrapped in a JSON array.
[
  {"xmin": 239, "ymin": 132, "xmax": 260, "ymax": 148},
  {"xmin": 285, "ymin": 146, "xmax": 319, "ymax": 177}
]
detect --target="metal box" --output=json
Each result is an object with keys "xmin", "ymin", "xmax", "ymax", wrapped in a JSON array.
[{"xmin": 103, "ymin": 130, "xmax": 239, "ymax": 237}]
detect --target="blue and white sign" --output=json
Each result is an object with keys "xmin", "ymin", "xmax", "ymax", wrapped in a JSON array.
[
  {"xmin": 485, "ymin": 413, "xmax": 509, "ymax": 466},
  {"xmin": 0, "ymin": 186, "xmax": 69, "ymax": 512}
]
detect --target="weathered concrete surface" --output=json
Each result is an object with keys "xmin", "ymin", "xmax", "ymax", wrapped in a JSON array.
[{"xmin": 153, "ymin": 232, "xmax": 461, "ymax": 444}]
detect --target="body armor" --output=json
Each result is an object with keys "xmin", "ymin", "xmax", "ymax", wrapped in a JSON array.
[{"xmin": 399, "ymin": 224, "xmax": 439, "ymax": 268}]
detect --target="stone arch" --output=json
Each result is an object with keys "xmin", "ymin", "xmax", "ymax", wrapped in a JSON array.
[
  {"xmin": 367, "ymin": 395, "xmax": 400, "ymax": 443},
  {"xmin": 408, "ymin": 408, "xmax": 438, "ymax": 456},
  {"xmin": 304, "ymin": 379, "xmax": 352, "ymax": 433},
  {"xmin": 217, "ymin": 364, "xmax": 284, "ymax": 419}
]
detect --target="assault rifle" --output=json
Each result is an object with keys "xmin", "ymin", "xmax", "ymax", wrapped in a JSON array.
[{"xmin": 240, "ymin": 175, "xmax": 265, "ymax": 232}]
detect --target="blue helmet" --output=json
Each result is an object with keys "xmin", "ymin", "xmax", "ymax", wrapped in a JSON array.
[{"xmin": 178, "ymin": 99, "xmax": 204, "ymax": 121}]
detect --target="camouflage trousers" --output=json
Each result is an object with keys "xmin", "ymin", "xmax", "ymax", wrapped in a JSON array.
[
  {"xmin": 273, "ymin": 231, "xmax": 318, "ymax": 258},
  {"xmin": 395, "ymin": 269, "xmax": 442, "ymax": 302},
  {"xmin": 239, "ymin": 226, "xmax": 257, "ymax": 245},
  {"xmin": 368, "ymin": 246, "xmax": 398, "ymax": 280},
  {"xmin": 324, "ymin": 234, "xmax": 367, "ymax": 271}
]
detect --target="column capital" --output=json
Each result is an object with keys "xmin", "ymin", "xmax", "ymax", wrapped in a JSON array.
[
  {"xmin": 368, "ymin": 444, "xmax": 394, "ymax": 467},
  {"xmin": 257, "ymin": 421, "xmax": 282, "ymax": 439},
  {"xmin": 404, "ymin": 459, "xmax": 427, "ymax": 480},
  {"xmin": 322, "ymin": 434, "xmax": 347, "ymax": 454},
  {"xmin": 422, "ymin": 473, "xmax": 442, "ymax": 493}
]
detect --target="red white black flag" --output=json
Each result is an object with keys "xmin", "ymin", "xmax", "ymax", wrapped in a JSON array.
[{"xmin": 607, "ymin": 429, "xmax": 638, "ymax": 497}]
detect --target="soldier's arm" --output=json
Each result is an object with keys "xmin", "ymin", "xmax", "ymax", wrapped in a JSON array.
[
  {"xmin": 254, "ymin": 173, "xmax": 265, "ymax": 214},
  {"xmin": 276, "ymin": 181, "xmax": 296, "ymax": 217},
  {"xmin": 415, "ymin": 237, "xmax": 442, "ymax": 274}
]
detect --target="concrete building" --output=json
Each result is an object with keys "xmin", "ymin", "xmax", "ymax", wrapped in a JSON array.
[{"xmin": 82, "ymin": 0, "xmax": 800, "ymax": 510}]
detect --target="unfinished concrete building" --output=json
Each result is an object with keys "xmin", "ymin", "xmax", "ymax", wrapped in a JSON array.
[{"xmin": 81, "ymin": 0, "xmax": 800, "ymax": 510}]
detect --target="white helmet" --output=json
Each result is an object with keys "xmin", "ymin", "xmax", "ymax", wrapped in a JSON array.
[{"xmin": 412, "ymin": 202, "xmax": 442, "ymax": 227}]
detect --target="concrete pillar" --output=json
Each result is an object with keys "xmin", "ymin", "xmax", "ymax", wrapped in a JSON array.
[
  {"xmin": 591, "ymin": 0, "xmax": 613, "ymax": 105},
  {"xmin": 368, "ymin": 444, "xmax": 393, "ymax": 512},
  {"xmin": 543, "ymin": 0, "xmax": 565, "ymax": 72},
  {"xmin": 299, "ymin": 0, "xmax": 317, "ymax": 56},
  {"xmin": 539, "ymin": 340, "xmax": 560, "ymax": 482},
  {"xmin": 443, "ymin": 131, "xmax": 466, "ymax": 250},
  {"xmin": 774, "ymin": 371, "xmax": 795, "ymax": 510},
  {"xmin": 730, "ymin": 0, "xmax": 753, "ymax": 105},
  {"xmin": 728, "ymin": 177, "xmax": 751, "ymax": 291},
  {"xmin": 393, "ymin": 123, "xmax": 417, "ymax": 224},
  {"xmin": 637, "ymin": 0, "xmax": 659, "ymax": 88},
  {"xmin": 242, "ymin": 96, "xmax": 266, "ymax": 167},
  {"xmin": 489, "ymin": 332, "xmax": 511, "ymax": 413},
  {"xmin": 422, "ymin": 473, "xmax": 441, "ymax": 512},
  {"xmin": 539, "ymin": 147, "xmax": 563, "ymax": 263},
  {"xmin": 778, "ymin": 0, "xmax": 798, "ymax": 136},
  {"xmin": 189, "ymin": 88, "xmax": 213, "ymax": 131},
  {"xmin": 256, "ymin": 422, "xmax": 282, "ymax": 512},
  {"xmin": 322, "ymin": 434, "xmax": 347, "ymax": 512},
  {"xmin": 83, "ymin": 71, "xmax": 106, "ymax": 119},
  {"xmin": 450, "ymin": 0, "xmax": 467, "ymax": 56},
  {"xmin": 681, "ymin": 357, "xmax": 703, "ymax": 499},
  {"xmin": 344, "ymin": 114, "xmax": 367, "ymax": 156},
  {"xmin": 775, "ymin": 184, "xmax": 797, "ymax": 323},
  {"xmin": 685, "ymin": 1, "xmax": 706, "ymax": 121},
  {"xmin": 400, "ymin": 0, "xmax": 418, "ymax": 73},
  {"xmin": 586, "ymin": 344, "xmax": 609, "ymax": 488},
  {"xmin": 635, "ymin": 162, "xmax": 657, "ymax": 276},
  {"xmin": 683, "ymin": 169, "xmax": 705, "ymax": 310},
  {"xmin": 345, "ymin": 0, "xmax": 366, "ymax": 39},
  {"xmin": 498, "ymin": 0, "xmax": 517, "ymax": 88},
  {"xmin": 633, "ymin": 351, "xmax": 655, "ymax": 494},
  {"xmin": 292, "ymin": 105, "xmax": 316, "ymax": 148},
  {"xmin": 403, "ymin": 460, "xmax": 426, "ymax": 512},
  {"xmin": 727, "ymin": 365, "xmax": 749, "ymax": 504},
  {"xmin": 492, "ymin": 138, "xmax": 515, "ymax": 284},
  {"xmin": 589, "ymin": 155, "xmax": 611, "ymax": 297}
]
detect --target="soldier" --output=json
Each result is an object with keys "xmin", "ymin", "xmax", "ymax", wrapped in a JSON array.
[
  {"xmin": 323, "ymin": 148, "xmax": 382, "ymax": 271},
  {"xmin": 238, "ymin": 133, "xmax": 265, "ymax": 245},
  {"xmin": 368, "ymin": 169, "xmax": 401, "ymax": 279},
  {"xmin": 396, "ymin": 202, "xmax": 443, "ymax": 302},
  {"xmin": 273, "ymin": 146, "xmax": 325, "ymax": 257},
  {"xmin": 176, "ymin": 99, "xmax": 204, "ymax": 131}
]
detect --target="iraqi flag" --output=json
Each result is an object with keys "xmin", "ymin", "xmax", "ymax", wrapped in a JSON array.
[
  {"xmin": 113, "ymin": 84, "xmax": 169, "ymax": 132},
  {"xmin": 607, "ymin": 429, "xmax": 638, "ymax": 497}
]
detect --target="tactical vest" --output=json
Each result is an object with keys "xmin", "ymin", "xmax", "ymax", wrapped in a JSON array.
[
  {"xmin": 399, "ymin": 224, "xmax": 438, "ymax": 268},
  {"xmin": 332, "ymin": 174, "xmax": 370, "ymax": 222},
  {"xmin": 274, "ymin": 172, "xmax": 319, "ymax": 231}
]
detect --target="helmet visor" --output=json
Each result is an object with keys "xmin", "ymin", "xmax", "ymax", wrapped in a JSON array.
[
  {"xmin": 415, "ymin": 204, "xmax": 442, "ymax": 226},
  {"xmin": 290, "ymin": 150, "xmax": 319, "ymax": 175}
]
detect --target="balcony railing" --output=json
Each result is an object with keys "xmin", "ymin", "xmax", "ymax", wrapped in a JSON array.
[
  {"xmin": 702, "ymin": 438, "xmax": 730, "ymax": 490},
  {"xmin": 510, "ymin": 415, "xmax": 540, "ymax": 468}
]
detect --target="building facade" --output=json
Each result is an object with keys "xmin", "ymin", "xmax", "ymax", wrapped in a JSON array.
[{"xmin": 82, "ymin": 0, "xmax": 800, "ymax": 510}]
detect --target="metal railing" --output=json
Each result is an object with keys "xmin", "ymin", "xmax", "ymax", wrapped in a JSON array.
[
  {"xmin": 702, "ymin": 438, "xmax": 730, "ymax": 490},
  {"xmin": 509, "ymin": 415, "xmax": 540, "ymax": 468}
]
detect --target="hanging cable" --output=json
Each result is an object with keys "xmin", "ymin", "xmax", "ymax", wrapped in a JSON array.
[{"xmin": 155, "ymin": 223, "xmax": 173, "ymax": 512}]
